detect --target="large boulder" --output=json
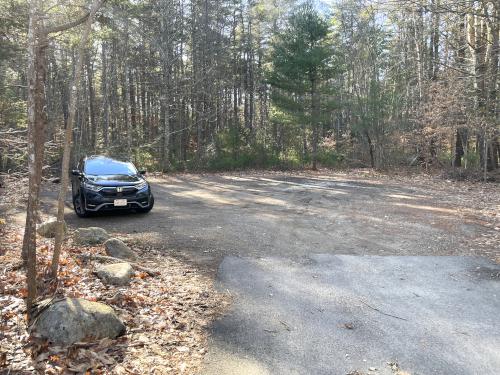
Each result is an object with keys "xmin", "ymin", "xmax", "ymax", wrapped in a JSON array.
[
  {"xmin": 32, "ymin": 298, "xmax": 125, "ymax": 345},
  {"xmin": 74, "ymin": 227, "xmax": 110, "ymax": 245},
  {"xmin": 96, "ymin": 263, "xmax": 134, "ymax": 286},
  {"xmin": 37, "ymin": 218, "xmax": 67, "ymax": 238},
  {"xmin": 104, "ymin": 238, "xmax": 137, "ymax": 261}
]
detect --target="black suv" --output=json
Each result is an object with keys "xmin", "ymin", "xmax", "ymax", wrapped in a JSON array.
[{"xmin": 71, "ymin": 156, "xmax": 154, "ymax": 217}]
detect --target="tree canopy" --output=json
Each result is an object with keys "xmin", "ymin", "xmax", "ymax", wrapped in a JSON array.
[{"xmin": 0, "ymin": 0, "xmax": 498, "ymax": 174}]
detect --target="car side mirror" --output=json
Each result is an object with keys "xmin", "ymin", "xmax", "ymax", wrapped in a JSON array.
[
  {"xmin": 72, "ymin": 169, "xmax": 82, "ymax": 177},
  {"xmin": 139, "ymin": 170, "xmax": 146, "ymax": 175}
]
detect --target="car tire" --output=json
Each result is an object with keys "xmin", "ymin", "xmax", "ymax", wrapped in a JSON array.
[
  {"xmin": 137, "ymin": 195, "xmax": 154, "ymax": 213},
  {"xmin": 73, "ymin": 194, "xmax": 89, "ymax": 218}
]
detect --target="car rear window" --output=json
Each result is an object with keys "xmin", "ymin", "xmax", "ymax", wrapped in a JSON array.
[{"xmin": 84, "ymin": 159, "xmax": 137, "ymax": 175}]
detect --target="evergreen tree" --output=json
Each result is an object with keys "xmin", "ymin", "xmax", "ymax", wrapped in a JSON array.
[{"xmin": 268, "ymin": 1, "xmax": 336, "ymax": 169}]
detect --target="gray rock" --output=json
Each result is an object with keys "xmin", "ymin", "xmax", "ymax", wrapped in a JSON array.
[
  {"xmin": 37, "ymin": 218, "xmax": 67, "ymax": 238},
  {"xmin": 33, "ymin": 298, "xmax": 125, "ymax": 345},
  {"xmin": 96, "ymin": 262, "xmax": 134, "ymax": 285},
  {"xmin": 74, "ymin": 227, "xmax": 110, "ymax": 245},
  {"xmin": 104, "ymin": 238, "xmax": 137, "ymax": 261}
]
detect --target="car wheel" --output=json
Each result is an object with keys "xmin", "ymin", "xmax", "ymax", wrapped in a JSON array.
[
  {"xmin": 73, "ymin": 194, "xmax": 89, "ymax": 218},
  {"xmin": 137, "ymin": 195, "xmax": 154, "ymax": 213}
]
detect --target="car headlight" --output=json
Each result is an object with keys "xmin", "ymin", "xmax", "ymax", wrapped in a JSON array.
[
  {"xmin": 135, "ymin": 181, "xmax": 148, "ymax": 191},
  {"xmin": 84, "ymin": 181, "xmax": 103, "ymax": 192}
]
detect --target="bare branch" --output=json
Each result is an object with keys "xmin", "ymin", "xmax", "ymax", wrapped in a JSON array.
[{"xmin": 43, "ymin": 12, "xmax": 90, "ymax": 34}]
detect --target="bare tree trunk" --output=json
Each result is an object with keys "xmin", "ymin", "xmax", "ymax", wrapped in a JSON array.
[
  {"xmin": 129, "ymin": 68, "xmax": 137, "ymax": 134},
  {"xmin": 365, "ymin": 131, "xmax": 375, "ymax": 168},
  {"xmin": 412, "ymin": 5, "xmax": 425, "ymax": 100},
  {"xmin": 458, "ymin": 127, "xmax": 469, "ymax": 169},
  {"xmin": 491, "ymin": 138, "xmax": 499, "ymax": 169},
  {"xmin": 429, "ymin": 0, "xmax": 440, "ymax": 80},
  {"xmin": 483, "ymin": 133, "xmax": 487, "ymax": 182},
  {"xmin": 102, "ymin": 42, "xmax": 109, "ymax": 147},
  {"xmin": 140, "ymin": 65, "xmax": 148, "ymax": 142},
  {"xmin": 86, "ymin": 53, "xmax": 97, "ymax": 150},
  {"xmin": 23, "ymin": 1, "xmax": 47, "ymax": 315},
  {"xmin": 487, "ymin": 4, "xmax": 499, "ymax": 171},
  {"xmin": 453, "ymin": 129, "xmax": 464, "ymax": 167},
  {"xmin": 161, "ymin": 98, "xmax": 170, "ymax": 170},
  {"xmin": 109, "ymin": 40, "xmax": 118, "ymax": 144},
  {"xmin": 51, "ymin": 0, "xmax": 105, "ymax": 278},
  {"xmin": 123, "ymin": 17, "xmax": 132, "ymax": 157},
  {"xmin": 158, "ymin": 1, "xmax": 173, "ymax": 171},
  {"xmin": 311, "ymin": 78, "xmax": 319, "ymax": 170}
]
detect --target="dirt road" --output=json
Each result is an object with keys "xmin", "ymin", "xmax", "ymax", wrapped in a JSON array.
[
  {"xmin": 31, "ymin": 171, "xmax": 499, "ymax": 374},
  {"xmin": 49, "ymin": 172, "xmax": 498, "ymax": 269}
]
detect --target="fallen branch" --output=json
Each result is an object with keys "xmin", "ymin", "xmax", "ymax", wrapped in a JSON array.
[
  {"xmin": 75, "ymin": 254, "xmax": 160, "ymax": 276},
  {"xmin": 5, "ymin": 260, "xmax": 25, "ymax": 272},
  {"xmin": 263, "ymin": 329, "xmax": 278, "ymax": 334},
  {"xmin": 279, "ymin": 320, "xmax": 292, "ymax": 331},
  {"xmin": 359, "ymin": 300, "xmax": 408, "ymax": 321}
]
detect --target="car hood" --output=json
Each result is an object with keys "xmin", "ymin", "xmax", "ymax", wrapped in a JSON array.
[{"xmin": 86, "ymin": 175, "xmax": 143, "ymax": 186}]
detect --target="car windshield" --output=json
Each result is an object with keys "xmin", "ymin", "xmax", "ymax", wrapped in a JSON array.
[{"xmin": 84, "ymin": 159, "xmax": 137, "ymax": 176}]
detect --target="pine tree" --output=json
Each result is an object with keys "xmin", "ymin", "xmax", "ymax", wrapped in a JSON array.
[{"xmin": 268, "ymin": 1, "xmax": 336, "ymax": 169}]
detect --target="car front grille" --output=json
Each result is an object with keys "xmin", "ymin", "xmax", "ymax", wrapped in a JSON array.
[{"xmin": 100, "ymin": 186, "xmax": 138, "ymax": 198}]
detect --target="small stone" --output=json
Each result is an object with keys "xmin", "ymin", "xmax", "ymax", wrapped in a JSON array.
[
  {"xmin": 74, "ymin": 227, "xmax": 110, "ymax": 245},
  {"xmin": 96, "ymin": 263, "xmax": 134, "ymax": 285},
  {"xmin": 32, "ymin": 298, "xmax": 125, "ymax": 345},
  {"xmin": 104, "ymin": 238, "xmax": 137, "ymax": 261},
  {"xmin": 37, "ymin": 218, "xmax": 66, "ymax": 238}
]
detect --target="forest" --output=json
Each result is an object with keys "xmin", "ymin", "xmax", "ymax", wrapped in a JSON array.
[
  {"xmin": 1, "ymin": 1, "xmax": 499, "ymax": 372},
  {"xmin": 0, "ymin": 0, "xmax": 499, "ymax": 175}
]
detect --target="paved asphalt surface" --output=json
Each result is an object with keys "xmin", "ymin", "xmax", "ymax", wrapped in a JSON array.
[{"xmin": 204, "ymin": 255, "xmax": 500, "ymax": 375}]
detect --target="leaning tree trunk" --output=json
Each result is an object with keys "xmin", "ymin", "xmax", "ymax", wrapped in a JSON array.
[{"xmin": 51, "ymin": 0, "xmax": 105, "ymax": 278}]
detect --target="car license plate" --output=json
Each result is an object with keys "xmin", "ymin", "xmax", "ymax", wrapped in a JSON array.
[{"xmin": 114, "ymin": 199, "xmax": 127, "ymax": 207}]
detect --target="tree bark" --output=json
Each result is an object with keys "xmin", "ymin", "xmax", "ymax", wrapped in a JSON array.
[
  {"xmin": 123, "ymin": 17, "xmax": 132, "ymax": 157},
  {"xmin": 86, "ymin": 53, "xmax": 97, "ymax": 149},
  {"xmin": 366, "ymin": 131, "xmax": 375, "ymax": 168},
  {"xmin": 23, "ymin": 0, "xmax": 48, "ymax": 315},
  {"xmin": 51, "ymin": 0, "xmax": 105, "ymax": 278},
  {"xmin": 101, "ymin": 42, "xmax": 109, "ymax": 147},
  {"xmin": 453, "ymin": 129, "xmax": 464, "ymax": 167},
  {"xmin": 311, "ymin": 77, "xmax": 319, "ymax": 170}
]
